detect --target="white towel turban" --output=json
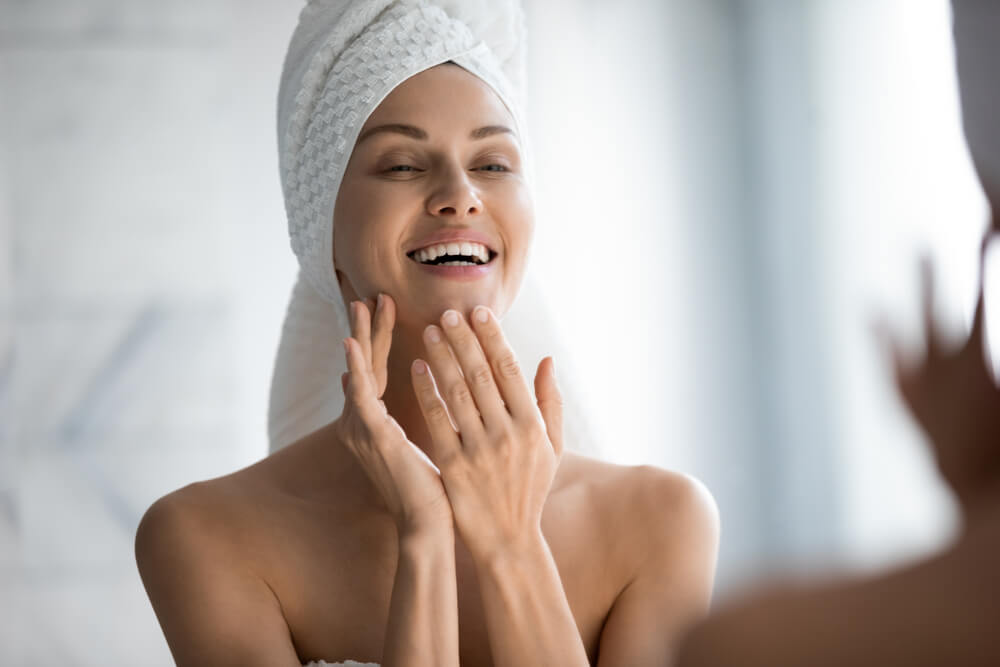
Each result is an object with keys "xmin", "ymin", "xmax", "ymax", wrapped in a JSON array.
[
  {"xmin": 278, "ymin": 0, "xmax": 530, "ymax": 308},
  {"xmin": 269, "ymin": 0, "xmax": 601, "ymax": 457}
]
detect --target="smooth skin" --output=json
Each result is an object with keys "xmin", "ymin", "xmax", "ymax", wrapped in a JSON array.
[{"xmin": 135, "ymin": 63, "xmax": 719, "ymax": 667}]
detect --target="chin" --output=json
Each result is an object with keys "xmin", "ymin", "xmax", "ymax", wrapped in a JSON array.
[{"xmin": 398, "ymin": 293, "xmax": 507, "ymax": 327}]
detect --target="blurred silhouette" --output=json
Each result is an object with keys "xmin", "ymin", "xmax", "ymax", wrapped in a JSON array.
[
  {"xmin": 675, "ymin": 239, "xmax": 999, "ymax": 667},
  {"xmin": 675, "ymin": 2, "xmax": 1000, "ymax": 665}
]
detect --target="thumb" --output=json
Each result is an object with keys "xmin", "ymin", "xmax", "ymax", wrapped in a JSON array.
[{"xmin": 534, "ymin": 356, "xmax": 564, "ymax": 457}]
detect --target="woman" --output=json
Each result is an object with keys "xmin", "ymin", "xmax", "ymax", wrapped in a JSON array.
[{"xmin": 135, "ymin": 1, "xmax": 719, "ymax": 665}]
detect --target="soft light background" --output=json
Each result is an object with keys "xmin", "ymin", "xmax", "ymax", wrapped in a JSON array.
[{"xmin": 0, "ymin": 0, "xmax": 993, "ymax": 664}]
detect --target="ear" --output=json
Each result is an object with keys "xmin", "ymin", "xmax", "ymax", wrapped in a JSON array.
[{"xmin": 534, "ymin": 356, "xmax": 564, "ymax": 457}]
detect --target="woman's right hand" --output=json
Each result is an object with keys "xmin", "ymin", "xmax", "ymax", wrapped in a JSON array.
[
  {"xmin": 878, "ymin": 246, "xmax": 1000, "ymax": 515},
  {"xmin": 334, "ymin": 294, "xmax": 453, "ymax": 536}
]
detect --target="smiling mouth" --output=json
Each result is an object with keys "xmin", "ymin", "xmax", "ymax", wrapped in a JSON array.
[{"xmin": 406, "ymin": 249, "xmax": 498, "ymax": 266}]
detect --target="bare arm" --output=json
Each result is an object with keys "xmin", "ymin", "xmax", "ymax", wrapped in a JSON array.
[
  {"xmin": 383, "ymin": 527, "xmax": 459, "ymax": 667},
  {"xmin": 137, "ymin": 484, "xmax": 459, "ymax": 667},
  {"xmin": 675, "ymin": 515, "xmax": 1000, "ymax": 667},
  {"xmin": 473, "ymin": 529, "xmax": 590, "ymax": 667},
  {"xmin": 596, "ymin": 471, "xmax": 720, "ymax": 667},
  {"xmin": 469, "ymin": 469, "xmax": 719, "ymax": 667},
  {"xmin": 135, "ymin": 487, "xmax": 301, "ymax": 667}
]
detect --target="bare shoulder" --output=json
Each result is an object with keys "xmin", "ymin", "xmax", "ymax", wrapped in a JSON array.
[
  {"xmin": 136, "ymin": 477, "xmax": 244, "ymax": 563},
  {"xmin": 554, "ymin": 455, "xmax": 720, "ymax": 663},
  {"xmin": 134, "ymin": 476, "xmax": 268, "ymax": 614},
  {"xmin": 135, "ymin": 477, "xmax": 298, "ymax": 666},
  {"xmin": 556, "ymin": 452, "xmax": 720, "ymax": 561}
]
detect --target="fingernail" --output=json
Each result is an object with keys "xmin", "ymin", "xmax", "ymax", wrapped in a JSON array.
[
  {"xmin": 413, "ymin": 359, "xmax": 427, "ymax": 375},
  {"xmin": 425, "ymin": 325, "xmax": 441, "ymax": 343},
  {"xmin": 474, "ymin": 306, "xmax": 489, "ymax": 323},
  {"xmin": 343, "ymin": 339, "xmax": 351, "ymax": 356},
  {"xmin": 443, "ymin": 310, "xmax": 460, "ymax": 327},
  {"xmin": 376, "ymin": 293, "xmax": 384, "ymax": 312}
]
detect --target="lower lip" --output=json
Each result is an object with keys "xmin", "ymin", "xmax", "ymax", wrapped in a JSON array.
[{"xmin": 408, "ymin": 256, "xmax": 497, "ymax": 281}]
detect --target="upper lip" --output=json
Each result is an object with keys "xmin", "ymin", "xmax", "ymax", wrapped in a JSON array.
[{"xmin": 405, "ymin": 229, "xmax": 499, "ymax": 255}]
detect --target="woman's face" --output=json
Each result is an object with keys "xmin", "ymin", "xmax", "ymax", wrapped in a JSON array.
[{"xmin": 333, "ymin": 63, "xmax": 534, "ymax": 330}]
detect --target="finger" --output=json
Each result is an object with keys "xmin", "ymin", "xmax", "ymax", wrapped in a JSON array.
[
  {"xmin": 534, "ymin": 356, "xmax": 564, "ymax": 457},
  {"xmin": 970, "ymin": 232, "xmax": 989, "ymax": 345},
  {"xmin": 352, "ymin": 300, "xmax": 376, "ymax": 380},
  {"xmin": 919, "ymin": 255, "xmax": 944, "ymax": 355},
  {"xmin": 438, "ymin": 309, "xmax": 510, "ymax": 430},
  {"xmin": 965, "ymin": 277, "xmax": 987, "ymax": 360},
  {"xmin": 341, "ymin": 371, "xmax": 349, "ymax": 394},
  {"xmin": 343, "ymin": 337, "xmax": 383, "ymax": 424},
  {"xmin": 423, "ymin": 323, "xmax": 487, "ymax": 445},
  {"xmin": 411, "ymin": 358, "xmax": 462, "ymax": 465},
  {"xmin": 469, "ymin": 305, "xmax": 536, "ymax": 420},
  {"xmin": 370, "ymin": 293, "xmax": 395, "ymax": 395}
]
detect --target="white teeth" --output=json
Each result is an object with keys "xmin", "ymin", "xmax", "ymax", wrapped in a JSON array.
[{"xmin": 412, "ymin": 241, "xmax": 491, "ymax": 264}]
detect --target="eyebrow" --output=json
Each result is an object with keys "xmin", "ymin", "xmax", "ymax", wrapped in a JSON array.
[{"xmin": 355, "ymin": 123, "xmax": 514, "ymax": 144}]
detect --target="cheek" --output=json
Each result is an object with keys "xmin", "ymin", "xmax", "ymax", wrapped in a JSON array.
[
  {"xmin": 334, "ymin": 183, "xmax": 405, "ymax": 258},
  {"xmin": 500, "ymin": 186, "xmax": 535, "ymax": 259}
]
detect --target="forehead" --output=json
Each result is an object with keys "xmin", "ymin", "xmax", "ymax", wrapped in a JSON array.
[{"xmin": 361, "ymin": 63, "xmax": 516, "ymax": 135}]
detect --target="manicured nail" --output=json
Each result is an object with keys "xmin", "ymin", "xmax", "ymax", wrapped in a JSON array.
[
  {"xmin": 376, "ymin": 293, "xmax": 384, "ymax": 312},
  {"xmin": 413, "ymin": 359, "xmax": 427, "ymax": 375},
  {"xmin": 474, "ymin": 306, "xmax": 489, "ymax": 323},
  {"xmin": 443, "ymin": 310, "xmax": 460, "ymax": 327},
  {"xmin": 425, "ymin": 325, "xmax": 441, "ymax": 343}
]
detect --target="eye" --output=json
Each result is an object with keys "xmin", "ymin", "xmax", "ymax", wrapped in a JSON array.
[
  {"xmin": 476, "ymin": 164, "xmax": 509, "ymax": 172},
  {"xmin": 387, "ymin": 165, "xmax": 419, "ymax": 172}
]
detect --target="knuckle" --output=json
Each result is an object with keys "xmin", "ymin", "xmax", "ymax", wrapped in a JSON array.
[
  {"xmin": 425, "ymin": 401, "xmax": 451, "ymax": 424},
  {"xmin": 496, "ymin": 432, "xmax": 515, "ymax": 455},
  {"xmin": 528, "ymin": 421, "xmax": 547, "ymax": 443},
  {"xmin": 415, "ymin": 383, "xmax": 439, "ymax": 406},
  {"xmin": 469, "ymin": 365, "xmax": 494, "ymax": 388},
  {"xmin": 493, "ymin": 353, "xmax": 522, "ymax": 379},
  {"xmin": 452, "ymin": 330, "xmax": 474, "ymax": 348},
  {"xmin": 482, "ymin": 323, "xmax": 504, "ymax": 342},
  {"xmin": 447, "ymin": 382, "xmax": 473, "ymax": 405},
  {"xmin": 438, "ymin": 453, "xmax": 467, "ymax": 482}
]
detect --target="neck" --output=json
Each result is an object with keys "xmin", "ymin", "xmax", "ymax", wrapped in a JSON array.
[{"xmin": 378, "ymin": 321, "xmax": 440, "ymax": 458}]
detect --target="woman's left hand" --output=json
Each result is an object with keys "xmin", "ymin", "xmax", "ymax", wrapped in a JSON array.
[{"xmin": 411, "ymin": 305, "xmax": 564, "ymax": 563}]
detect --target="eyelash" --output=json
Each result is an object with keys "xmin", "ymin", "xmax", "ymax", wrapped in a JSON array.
[{"xmin": 384, "ymin": 164, "xmax": 510, "ymax": 173}]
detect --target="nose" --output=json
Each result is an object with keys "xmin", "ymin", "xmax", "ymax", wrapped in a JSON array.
[{"xmin": 426, "ymin": 165, "xmax": 483, "ymax": 219}]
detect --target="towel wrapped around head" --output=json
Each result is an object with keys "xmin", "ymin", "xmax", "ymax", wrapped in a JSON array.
[{"xmin": 269, "ymin": 0, "xmax": 601, "ymax": 457}]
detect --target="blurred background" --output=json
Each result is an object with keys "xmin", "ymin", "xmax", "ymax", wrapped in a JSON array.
[{"xmin": 0, "ymin": 0, "xmax": 994, "ymax": 664}]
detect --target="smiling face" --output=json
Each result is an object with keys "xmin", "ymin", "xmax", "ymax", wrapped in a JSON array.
[{"xmin": 332, "ymin": 62, "xmax": 534, "ymax": 330}]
